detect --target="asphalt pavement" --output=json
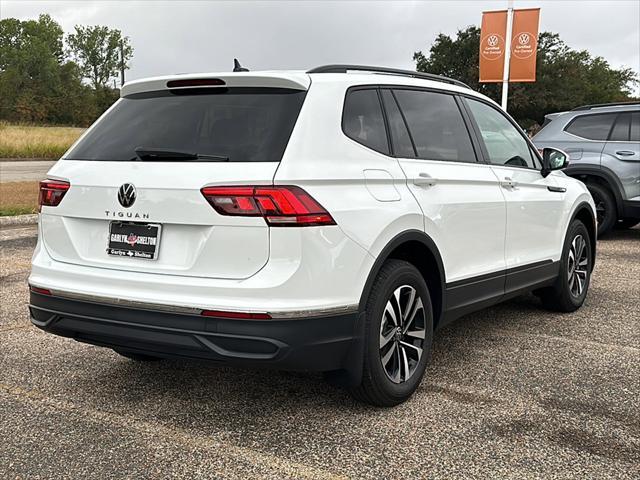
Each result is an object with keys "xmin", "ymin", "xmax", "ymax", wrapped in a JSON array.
[
  {"xmin": 1, "ymin": 224, "xmax": 638, "ymax": 479},
  {"xmin": 0, "ymin": 160, "xmax": 57, "ymax": 182}
]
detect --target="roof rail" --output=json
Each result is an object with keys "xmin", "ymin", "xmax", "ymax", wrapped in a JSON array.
[
  {"xmin": 571, "ymin": 101, "xmax": 640, "ymax": 111},
  {"xmin": 307, "ymin": 64, "xmax": 470, "ymax": 89}
]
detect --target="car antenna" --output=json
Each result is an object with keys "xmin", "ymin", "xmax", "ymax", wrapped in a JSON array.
[{"xmin": 233, "ymin": 58, "xmax": 249, "ymax": 72}]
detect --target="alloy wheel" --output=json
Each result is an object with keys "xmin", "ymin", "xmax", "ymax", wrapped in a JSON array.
[
  {"xmin": 567, "ymin": 234, "xmax": 589, "ymax": 298},
  {"xmin": 379, "ymin": 285, "xmax": 426, "ymax": 383}
]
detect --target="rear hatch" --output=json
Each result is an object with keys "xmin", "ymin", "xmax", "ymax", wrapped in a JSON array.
[{"xmin": 41, "ymin": 74, "xmax": 308, "ymax": 279}]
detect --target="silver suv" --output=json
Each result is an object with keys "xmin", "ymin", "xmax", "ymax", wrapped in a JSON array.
[{"xmin": 533, "ymin": 102, "xmax": 640, "ymax": 236}]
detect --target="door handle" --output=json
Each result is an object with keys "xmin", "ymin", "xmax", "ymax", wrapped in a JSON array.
[
  {"xmin": 616, "ymin": 150, "xmax": 636, "ymax": 156},
  {"xmin": 500, "ymin": 177, "xmax": 518, "ymax": 189},
  {"xmin": 413, "ymin": 172, "xmax": 437, "ymax": 187}
]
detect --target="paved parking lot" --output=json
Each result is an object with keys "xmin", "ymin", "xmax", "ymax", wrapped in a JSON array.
[
  {"xmin": 1, "ymin": 224, "xmax": 638, "ymax": 479},
  {"xmin": 0, "ymin": 161, "xmax": 57, "ymax": 183}
]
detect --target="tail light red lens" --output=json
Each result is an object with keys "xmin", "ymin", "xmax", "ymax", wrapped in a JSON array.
[
  {"xmin": 29, "ymin": 285, "xmax": 52, "ymax": 295},
  {"xmin": 201, "ymin": 185, "xmax": 336, "ymax": 227},
  {"xmin": 201, "ymin": 309, "xmax": 271, "ymax": 320},
  {"xmin": 39, "ymin": 179, "xmax": 70, "ymax": 210}
]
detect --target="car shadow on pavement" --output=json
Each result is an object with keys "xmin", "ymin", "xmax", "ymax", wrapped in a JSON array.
[
  {"xmin": 60, "ymin": 224, "xmax": 638, "ymax": 446},
  {"xmin": 85, "ymin": 291, "xmax": 549, "ymax": 415},
  {"xmin": 600, "ymin": 225, "xmax": 640, "ymax": 241}
]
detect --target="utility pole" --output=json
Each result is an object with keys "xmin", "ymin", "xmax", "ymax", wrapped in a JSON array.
[
  {"xmin": 501, "ymin": 0, "xmax": 514, "ymax": 110},
  {"xmin": 119, "ymin": 40, "xmax": 125, "ymax": 87}
]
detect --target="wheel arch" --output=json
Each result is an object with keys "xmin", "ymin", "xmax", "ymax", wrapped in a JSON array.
[
  {"xmin": 569, "ymin": 201, "xmax": 597, "ymax": 271},
  {"xmin": 358, "ymin": 230, "xmax": 446, "ymax": 328},
  {"xmin": 565, "ymin": 166, "xmax": 624, "ymax": 217}
]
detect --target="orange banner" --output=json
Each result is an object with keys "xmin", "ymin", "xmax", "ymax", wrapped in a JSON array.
[
  {"xmin": 479, "ymin": 10, "xmax": 508, "ymax": 83},
  {"xmin": 509, "ymin": 8, "xmax": 540, "ymax": 82}
]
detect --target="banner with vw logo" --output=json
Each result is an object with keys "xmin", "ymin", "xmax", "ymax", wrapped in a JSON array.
[
  {"xmin": 479, "ymin": 9, "xmax": 508, "ymax": 83},
  {"xmin": 509, "ymin": 8, "xmax": 540, "ymax": 82},
  {"xmin": 479, "ymin": 8, "xmax": 540, "ymax": 83}
]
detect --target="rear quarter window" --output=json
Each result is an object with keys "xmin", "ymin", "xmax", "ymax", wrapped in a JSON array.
[
  {"xmin": 564, "ymin": 113, "xmax": 617, "ymax": 141},
  {"xmin": 65, "ymin": 87, "xmax": 306, "ymax": 162},
  {"xmin": 342, "ymin": 88, "xmax": 390, "ymax": 155}
]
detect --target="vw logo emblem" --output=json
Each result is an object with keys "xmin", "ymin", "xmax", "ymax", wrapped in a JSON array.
[
  {"xmin": 487, "ymin": 35, "xmax": 499, "ymax": 47},
  {"xmin": 118, "ymin": 183, "xmax": 137, "ymax": 208},
  {"xmin": 518, "ymin": 33, "xmax": 530, "ymax": 45}
]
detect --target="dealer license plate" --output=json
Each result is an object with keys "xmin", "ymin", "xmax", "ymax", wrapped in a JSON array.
[{"xmin": 107, "ymin": 222, "xmax": 161, "ymax": 260}]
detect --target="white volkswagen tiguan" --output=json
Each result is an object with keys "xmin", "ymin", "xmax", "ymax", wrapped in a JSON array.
[{"xmin": 29, "ymin": 65, "xmax": 596, "ymax": 406}]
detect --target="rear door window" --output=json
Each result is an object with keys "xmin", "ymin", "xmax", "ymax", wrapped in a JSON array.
[
  {"xmin": 631, "ymin": 111, "xmax": 640, "ymax": 142},
  {"xmin": 564, "ymin": 113, "xmax": 617, "ymax": 141},
  {"xmin": 608, "ymin": 113, "xmax": 631, "ymax": 141},
  {"xmin": 65, "ymin": 87, "xmax": 306, "ymax": 162},
  {"xmin": 393, "ymin": 89, "xmax": 476, "ymax": 162},
  {"xmin": 342, "ymin": 89, "xmax": 390, "ymax": 155},
  {"xmin": 380, "ymin": 89, "xmax": 415, "ymax": 158}
]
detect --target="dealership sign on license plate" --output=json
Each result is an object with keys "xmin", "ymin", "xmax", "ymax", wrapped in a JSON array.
[{"xmin": 107, "ymin": 222, "xmax": 161, "ymax": 260}]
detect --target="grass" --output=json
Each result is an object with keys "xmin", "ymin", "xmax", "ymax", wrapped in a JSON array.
[
  {"xmin": 0, "ymin": 122, "xmax": 85, "ymax": 159},
  {"xmin": 0, "ymin": 181, "xmax": 39, "ymax": 216}
]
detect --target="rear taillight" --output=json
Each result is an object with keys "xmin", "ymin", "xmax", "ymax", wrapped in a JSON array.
[
  {"xmin": 39, "ymin": 179, "xmax": 70, "ymax": 210},
  {"xmin": 29, "ymin": 285, "xmax": 52, "ymax": 295},
  {"xmin": 201, "ymin": 309, "xmax": 271, "ymax": 320},
  {"xmin": 201, "ymin": 185, "xmax": 336, "ymax": 227}
]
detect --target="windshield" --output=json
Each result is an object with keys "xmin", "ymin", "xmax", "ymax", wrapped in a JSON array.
[{"xmin": 65, "ymin": 87, "xmax": 306, "ymax": 162}]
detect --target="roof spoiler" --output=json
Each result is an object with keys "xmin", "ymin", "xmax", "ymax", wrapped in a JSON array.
[{"xmin": 121, "ymin": 72, "xmax": 310, "ymax": 97}]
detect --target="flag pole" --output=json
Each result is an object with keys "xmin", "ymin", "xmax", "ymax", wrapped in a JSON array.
[{"xmin": 501, "ymin": 0, "xmax": 514, "ymax": 111}]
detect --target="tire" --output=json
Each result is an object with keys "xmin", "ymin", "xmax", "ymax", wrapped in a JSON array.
[
  {"xmin": 350, "ymin": 259, "xmax": 433, "ymax": 407},
  {"xmin": 113, "ymin": 349, "xmax": 163, "ymax": 361},
  {"xmin": 539, "ymin": 220, "xmax": 592, "ymax": 312},
  {"xmin": 587, "ymin": 182, "xmax": 616, "ymax": 237},
  {"xmin": 616, "ymin": 218, "xmax": 640, "ymax": 230}
]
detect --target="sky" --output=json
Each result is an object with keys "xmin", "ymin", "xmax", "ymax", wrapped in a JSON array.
[{"xmin": 1, "ymin": 0, "xmax": 639, "ymax": 91}]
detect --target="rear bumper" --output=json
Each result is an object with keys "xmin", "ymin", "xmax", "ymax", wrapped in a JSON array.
[{"xmin": 30, "ymin": 291, "xmax": 364, "ymax": 373}]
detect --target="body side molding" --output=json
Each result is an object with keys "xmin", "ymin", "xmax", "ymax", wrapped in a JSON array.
[{"xmin": 442, "ymin": 260, "xmax": 560, "ymax": 327}]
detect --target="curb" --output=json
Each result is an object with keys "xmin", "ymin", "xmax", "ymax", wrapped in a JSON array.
[
  {"xmin": 0, "ymin": 214, "xmax": 38, "ymax": 227},
  {"xmin": 0, "ymin": 158, "xmax": 57, "ymax": 162}
]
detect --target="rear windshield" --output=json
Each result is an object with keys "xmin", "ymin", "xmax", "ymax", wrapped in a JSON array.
[{"xmin": 65, "ymin": 87, "xmax": 306, "ymax": 162}]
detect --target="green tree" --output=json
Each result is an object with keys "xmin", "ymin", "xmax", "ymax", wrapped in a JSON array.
[
  {"xmin": 414, "ymin": 26, "xmax": 638, "ymax": 128},
  {"xmin": 0, "ymin": 15, "xmax": 130, "ymax": 126},
  {"xmin": 67, "ymin": 25, "xmax": 133, "ymax": 90},
  {"xmin": 0, "ymin": 14, "xmax": 86, "ymax": 123}
]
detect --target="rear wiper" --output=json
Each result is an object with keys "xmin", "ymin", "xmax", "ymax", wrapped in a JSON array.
[{"xmin": 133, "ymin": 147, "xmax": 229, "ymax": 162}]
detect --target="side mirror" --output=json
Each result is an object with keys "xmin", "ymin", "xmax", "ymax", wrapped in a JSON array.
[{"xmin": 541, "ymin": 147, "xmax": 569, "ymax": 177}]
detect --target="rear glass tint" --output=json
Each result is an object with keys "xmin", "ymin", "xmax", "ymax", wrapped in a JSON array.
[
  {"xmin": 342, "ymin": 89, "xmax": 390, "ymax": 155},
  {"xmin": 564, "ymin": 113, "xmax": 617, "ymax": 141},
  {"xmin": 394, "ymin": 89, "xmax": 476, "ymax": 163},
  {"xmin": 609, "ymin": 113, "xmax": 630, "ymax": 141},
  {"xmin": 381, "ymin": 89, "xmax": 415, "ymax": 158},
  {"xmin": 631, "ymin": 112, "xmax": 640, "ymax": 142},
  {"xmin": 65, "ymin": 88, "xmax": 306, "ymax": 162}
]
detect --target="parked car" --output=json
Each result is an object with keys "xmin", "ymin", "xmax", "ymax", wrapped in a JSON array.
[
  {"xmin": 533, "ymin": 102, "xmax": 640, "ymax": 236},
  {"xmin": 29, "ymin": 65, "xmax": 596, "ymax": 406}
]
